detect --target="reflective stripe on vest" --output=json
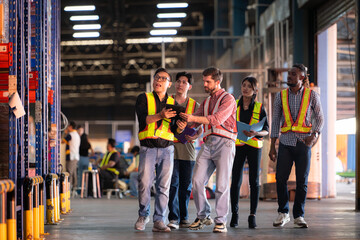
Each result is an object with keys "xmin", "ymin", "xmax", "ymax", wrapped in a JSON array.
[
  {"xmin": 203, "ymin": 91, "xmax": 237, "ymax": 141},
  {"xmin": 280, "ymin": 88, "xmax": 312, "ymax": 133},
  {"xmin": 174, "ymin": 97, "xmax": 196, "ymax": 143},
  {"xmin": 138, "ymin": 92, "xmax": 175, "ymax": 141},
  {"xmin": 99, "ymin": 150, "xmax": 119, "ymax": 175},
  {"xmin": 235, "ymin": 99, "xmax": 264, "ymax": 148}
]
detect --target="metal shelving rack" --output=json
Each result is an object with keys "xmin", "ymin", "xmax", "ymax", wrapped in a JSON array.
[{"xmin": 5, "ymin": 0, "xmax": 61, "ymax": 237}]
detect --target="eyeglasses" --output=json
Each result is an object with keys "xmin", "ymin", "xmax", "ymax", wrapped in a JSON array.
[{"xmin": 154, "ymin": 75, "xmax": 170, "ymax": 82}]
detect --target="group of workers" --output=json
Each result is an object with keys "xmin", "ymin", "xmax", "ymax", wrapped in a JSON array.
[{"xmin": 134, "ymin": 64, "xmax": 324, "ymax": 233}]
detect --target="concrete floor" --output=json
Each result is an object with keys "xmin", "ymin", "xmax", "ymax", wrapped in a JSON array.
[{"xmin": 45, "ymin": 182, "xmax": 360, "ymax": 240}]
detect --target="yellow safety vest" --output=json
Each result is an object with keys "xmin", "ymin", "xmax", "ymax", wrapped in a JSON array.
[
  {"xmin": 138, "ymin": 92, "xmax": 175, "ymax": 141},
  {"xmin": 100, "ymin": 150, "xmax": 119, "ymax": 175},
  {"xmin": 173, "ymin": 97, "xmax": 196, "ymax": 143},
  {"xmin": 280, "ymin": 88, "xmax": 312, "ymax": 133},
  {"xmin": 235, "ymin": 99, "xmax": 263, "ymax": 148}
]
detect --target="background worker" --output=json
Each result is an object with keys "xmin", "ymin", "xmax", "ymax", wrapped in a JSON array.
[{"xmin": 230, "ymin": 76, "xmax": 269, "ymax": 229}]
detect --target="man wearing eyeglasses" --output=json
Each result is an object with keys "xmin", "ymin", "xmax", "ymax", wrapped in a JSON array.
[{"xmin": 134, "ymin": 68, "xmax": 184, "ymax": 232}]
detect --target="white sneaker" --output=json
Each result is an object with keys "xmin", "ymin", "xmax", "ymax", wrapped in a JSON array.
[
  {"xmin": 167, "ymin": 220, "xmax": 179, "ymax": 230},
  {"xmin": 273, "ymin": 212, "xmax": 290, "ymax": 227},
  {"xmin": 294, "ymin": 216, "xmax": 308, "ymax": 228}
]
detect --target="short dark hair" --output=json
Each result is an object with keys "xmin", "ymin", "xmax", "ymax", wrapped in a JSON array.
[
  {"xmin": 108, "ymin": 138, "xmax": 116, "ymax": 148},
  {"xmin": 154, "ymin": 67, "xmax": 172, "ymax": 81},
  {"xmin": 176, "ymin": 72, "xmax": 193, "ymax": 85},
  {"xmin": 202, "ymin": 67, "xmax": 223, "ymax": 83},
  {"xmin": 292, "ymin": 63, "xmax": 309, "ymax": 87},
  {"xmin": 131, "ymin": 146, "xmax": 140, "ymax": 154},
  {"xmin": 69, "ymin": 121, "xmax": 76, "ymax": 129}
]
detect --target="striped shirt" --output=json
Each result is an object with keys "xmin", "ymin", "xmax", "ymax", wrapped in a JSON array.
[{"xmin": 270, "ymin": 87, "xmax": 324, "ymax": 147}]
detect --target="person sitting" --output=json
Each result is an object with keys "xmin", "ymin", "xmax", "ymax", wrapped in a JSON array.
[{"xmin": 96, "ymin": 138, "xmax": 128, "ymax": 192}]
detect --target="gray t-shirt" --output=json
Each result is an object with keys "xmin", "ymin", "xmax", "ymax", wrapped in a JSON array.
[{"xmin": 174, "ymin": 98, "xmax": 200, "ymax": 161}]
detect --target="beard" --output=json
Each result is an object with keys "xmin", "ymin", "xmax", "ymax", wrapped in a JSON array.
[
  {"xmin": 205, "ymin": 86, "xmax": 216, "ymax": 94},
  {"xmin": 287, "ymin": 82, "xmax": 297, "ymax": 87}
]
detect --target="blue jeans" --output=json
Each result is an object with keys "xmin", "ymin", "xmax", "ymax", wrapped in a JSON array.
[
  {"xmin": 129, "ymin": 172, "xmax": 139, "ymax": 197},
  {"xmin": 168, "ymin": 159, "xmax": 195, "ymax": 222},
  {"xmin": 138, "ymin": 145, "xmax": 174, "ymax": 222},
  {"xmin": 276, "ymin": 141, "xmax": 311, "ymax": 218},
  {"xmin": 77, "ymin": 156, "xmax": 89, "ymax": 188}
]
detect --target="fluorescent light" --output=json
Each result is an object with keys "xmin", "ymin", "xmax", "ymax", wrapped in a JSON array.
[
  {"xmin": 61, "ymin": 39, "xmax": 114, "ymax": 46},
  {"xmin": 125, "ymin": 37, "xmax": 187, "ymax": 44},
  {"xmin": 150, "ymin": 29, "xmax": 177, "ymax": 36},
  {"xmin": 73, "ymin": 24, "xmax": 101, "ymax": 30},
  {"xmin": 157, "ymin": 3, "xmax": 189, "ymax": 9},
  {"xmin": 153, "ymin": 22, "xmax": 181, "ymax": 28},
  {"xmin": 157, "ymin": 13, "xmax": 187, "ymax": 18},
  {"xmin": 70, "ymin": 15, "xmax": 99, "ymax": 21},
  {"xmin": 64, "ymin": 5, "xmax": 96, "ymax": 11},
  {"xmin": 73, "ymin": 32, "xmax": 100, "ymax": 38}
]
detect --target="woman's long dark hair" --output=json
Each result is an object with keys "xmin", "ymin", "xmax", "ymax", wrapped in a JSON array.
[
  {"xmin": 80, "ymin": 133, "xmax": 91, "ymax": 151},
  {"xmin": 241, "ymin": 76, "xmax": 258, "ymax": 100}
]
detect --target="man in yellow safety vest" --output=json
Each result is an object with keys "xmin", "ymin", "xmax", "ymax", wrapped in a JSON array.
[
  {"xmin": 134, "ymin": 68, "xmax": 184, "ymax": 233},
  {"xmin": 269, "ymin": 64, "xmax": 324, "ymax": 229},
  {"xmin": 96, "ymin": 138, "xmax": 126, "ymax": 192}
]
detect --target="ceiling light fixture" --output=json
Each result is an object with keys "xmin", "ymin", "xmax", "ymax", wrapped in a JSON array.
[
  {"xmin": 70, "ymin": 15, "xmax": 99, "ymax": 21},
  {"xmin": 153, "ymin": 22, "xmax": 181, "ymax": 28},
  {"xmin": 64, "ymin": 5, "xmax": 96, "ymax": 11},
  {"xmin": 73, "ymin": 32, "xmax": 100, "ymax": 38},
  {"xmin": 157, "ymin": 13, "xmax": 187, "ymax": 18},
  {"xmin": 61, "ymin": 39, "xmax": 114, "ymax": 46},
  {"xmin": 157, "ymin": 3, "xmax": 189, "ymax": 9},
  {"xmin": 125, "ymin": 37, "xmax": 187, "ymax": 44},
  {"xmin": 150, "ymin": 29, "xmax": 177, "ymax": 36},
  {"xmin": 73, "ymin": 24, "xmax": 101, "ymax": 30}
]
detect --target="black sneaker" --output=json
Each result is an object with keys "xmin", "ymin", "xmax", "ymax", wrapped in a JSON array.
[
  {"xmin": 230, "ymin": 213, "xmax": 238, "ymax": 227},
  {"xmin": 248, "ymin": 215, "xmax": 257, "ymax": 229}
]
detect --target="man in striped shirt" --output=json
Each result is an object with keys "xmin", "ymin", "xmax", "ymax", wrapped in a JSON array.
[{"xmin": 269, "ymin": 64, "xmax": 324, "ymax": 229}]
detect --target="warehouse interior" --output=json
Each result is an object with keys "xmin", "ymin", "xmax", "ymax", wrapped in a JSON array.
[{"xmin": 0, "ymin": 0, "xmax": 359, "ymax": 239}]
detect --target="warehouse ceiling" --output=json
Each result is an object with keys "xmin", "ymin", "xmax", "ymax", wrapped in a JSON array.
[{"xmin": 60, "ymin": 0, "xmax": 214, "ymax": 120}]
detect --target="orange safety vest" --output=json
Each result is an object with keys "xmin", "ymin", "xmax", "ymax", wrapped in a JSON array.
[
  {"xmin": 235, "ymin": 99, "xmax": 263, "ymax": 148},
  {"xmin": 280, "ymin": 88, "xmax": 312, "ymax": 133},
  {"xmin": 138, "ymin": 92, "xmax": 175, "ymax": 141},
  {"xmin": 173, "ymin": 96, "xmax": 196, "ymax": 143},
  {"xmin": 203, "ymin": 91, "xmax": 237, "ymax": 141}
]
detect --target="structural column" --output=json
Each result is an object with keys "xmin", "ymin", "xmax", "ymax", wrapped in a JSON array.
[{"xmin": 317, "ymin": 24, "xmax": 337, "ymax": 198}]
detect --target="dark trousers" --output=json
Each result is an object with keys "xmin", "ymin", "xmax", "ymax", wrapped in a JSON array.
[
  {"xmin": 168, "ymin": 159, "xmax": 195, "ymax": 222},
  {"xmin": 230, "ymin": 144, "xmax": 262, "ymax": 215},
  {"xmin": 99, "ymin": 169, "xmax": 117, "ymax": 191},
  {"xmin": 276, "ymin": 141, "xmax": 311, "ymax": 218}
]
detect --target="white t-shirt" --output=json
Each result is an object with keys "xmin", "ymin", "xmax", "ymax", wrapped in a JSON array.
[{"xmin": 67, "ymin": 131, "xmax": 80, "ymax": 161}]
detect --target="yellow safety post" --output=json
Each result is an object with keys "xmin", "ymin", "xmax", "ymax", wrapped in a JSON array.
[
  {"xmin": 24, "ymin": 177, "xmax": 34, "ymax": 240},
  {"xmin": 39, "ymin": 179, "xmax": 49, "ymax": 237},
  {"xmin": 60, "ymin": 173, "xmax": 66, "ymax": 214},
  {"xmin": 53, "ymin": 177, "xmax": 59, "ymax": 222},
  {"xmin": 45, "ymin": 174, "xmax": 56, "ymax": 225},
  {"xmin": 7, "ymin": 188, "xmax": 16, "ymax": 240},
  {"xmin": 33, "ymin": 178, "xmax": 40, "ymax": 240},
  {"xmin": 66, "ymin": 178, "xmax": 71, "ymax": 213},
  {"xmin": 0, "ymin": 191, "xmax": 6, "ymax": 240}
]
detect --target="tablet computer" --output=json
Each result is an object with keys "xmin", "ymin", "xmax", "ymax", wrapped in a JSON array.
[{"xmin": 165, "ymin": 104, "xmax": 186, "ymax": 115}]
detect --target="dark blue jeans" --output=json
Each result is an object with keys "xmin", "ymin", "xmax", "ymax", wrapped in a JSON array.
[
  {"xmin": 168, "ymin": 159, "xmax": 195, "ymax": 222},
  {"xmin": 276, "ymin": 141, "xmax": 311, "ymax": 218}
]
